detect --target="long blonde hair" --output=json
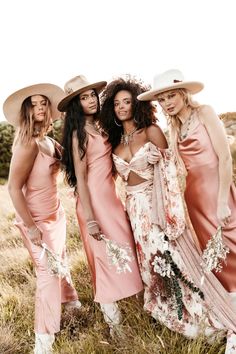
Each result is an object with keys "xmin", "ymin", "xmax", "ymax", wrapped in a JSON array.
[
  {"xmin": 162, "ymin": 89, "xmax": 200, "ymax": 176},
  {"xmin": 13, "ymin": 95, "xmax": 52, "ymax": 147}
]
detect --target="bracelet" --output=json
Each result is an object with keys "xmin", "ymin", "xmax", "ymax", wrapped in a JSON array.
[
  {"xmin": 87, "ymin": 220, "xmax": 98, "ymax": 227},
  {"xmin": 28, "ymin": 226, "xmax": 39, "ymax": 236}
]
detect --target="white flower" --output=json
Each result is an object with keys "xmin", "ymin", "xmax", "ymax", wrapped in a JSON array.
[
  {"xmin": 100, "ymin": 235, "xmax": 133, "ymax": 274},
  {"xmin": 201, "ymin": 226, "xmax": 230, "ymax": 273},
  {"xmin": 158, "ymin": 232, "xmax": 169, "ymax": 252},
  {"xmin": 40, "ymin": 243, "xmax": 72, "ymax": 284},
  {"xmin": 152, "ymin": 255, "xmax": 174, "ymax": 278}
]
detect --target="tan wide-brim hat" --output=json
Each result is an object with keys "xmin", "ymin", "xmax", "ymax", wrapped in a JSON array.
[
  {"xmin": 58, "ymin": 75, "xmax": 107, "ymax": 112},
  {"xmin": 3, "ymin": 83, "xmax": 66, "ymax": 126},
  {"xmin": 137, "ymin": 69, "xmax": 204, "ymax": 101}
]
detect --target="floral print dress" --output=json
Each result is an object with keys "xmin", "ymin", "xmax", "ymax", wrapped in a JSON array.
[{"xmin": 113, "ymin": 142, "xmax": 226, "ymax": 338}]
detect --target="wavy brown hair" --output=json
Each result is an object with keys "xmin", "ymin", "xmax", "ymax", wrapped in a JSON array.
[
  {"xmin": 14, "ymin": 95, "xmax": 52, "ymax": 146},
  {"xmin": 99, "ymin": 76, "xmax": 157, "ymax": 149}
]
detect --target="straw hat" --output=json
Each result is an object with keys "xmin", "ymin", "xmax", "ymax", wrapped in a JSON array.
[
  {"xmin": 58, "ymin": 75, "xmax": 107, "ymax": 112},
  {"xmin": 3, "ymin": 83, "xmax": 65, "ymax": 126},
  {"xmin": 137, "ymin": 69, "xmax": 204, "ymax": 101}
]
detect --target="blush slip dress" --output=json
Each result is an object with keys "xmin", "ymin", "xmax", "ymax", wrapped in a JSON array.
[
  {"xmin": 15, "ymin": 138, "xmax": 78, "ymax": 334},
  {"xmin": 178, "ymin": 118, "xmax": 236, "ymax": 292},
  {"xmin": 75, "ymin": 131, "xmax": 143, "ymax": 304}
]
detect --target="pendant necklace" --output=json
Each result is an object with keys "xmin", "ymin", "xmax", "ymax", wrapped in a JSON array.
[
  {"xmin": 120, "ymin": 127, "xmax": 138, "ymax": 146},
  {"xmin": 179, "ymin": 110, "xmax": 194, "ymax": 141}
]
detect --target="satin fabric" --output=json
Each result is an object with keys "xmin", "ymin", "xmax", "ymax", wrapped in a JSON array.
[
  {"xmin": 15, "ymin": 140, "xmax": 78, "ymax": 334},
  {"xmin": 75, "ymin": 132, "xmax": 143, "ymax": 303},
  {"xmin": 179, "ymin": 120, "xmax": 236, "ymax": 291}
]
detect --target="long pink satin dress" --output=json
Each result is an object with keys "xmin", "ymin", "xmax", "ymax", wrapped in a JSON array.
[
  {"xmin": 76, "ymin": 131, "xmax": 143, "ymax": 303},
  {"xmin": 15, "ymin": 139, "xmax": 78, "ymax": 334},
  {"xmin": 178, "ymin": 119, "xmax": 236, "ymax": 292}
]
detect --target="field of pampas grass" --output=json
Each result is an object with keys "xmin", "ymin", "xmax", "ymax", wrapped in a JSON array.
[{"xmin": 0, "ymin": 175, "xmax": 229, "ymax": 354}]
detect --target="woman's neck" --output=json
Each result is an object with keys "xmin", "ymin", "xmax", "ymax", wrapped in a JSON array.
[
  {"xmin": 85, "ymin": 115, "xmax": 95, "ymax": 124},
  {"xmin": 122, "ymin": 120, "xmax": 136, "ymax": 134},
  {"xmin": 33, "ymin": 122, "xmax": 44, "ymax": 137},
  {"xmin": 177, "ymin": 106, "xmax": 193, "ymax": 124}
]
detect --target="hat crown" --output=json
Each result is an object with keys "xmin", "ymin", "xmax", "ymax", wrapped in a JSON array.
[
  {"xmin": 153, "ymin": 69, "xmax": 184, "ymax": 90},
  {"xmin": 64, "ymin": 75, "xmax": 91, "ymax": 94},
  {"xmin": 3, "ymin": 83, "xmax": 64, "ymax": 126}
]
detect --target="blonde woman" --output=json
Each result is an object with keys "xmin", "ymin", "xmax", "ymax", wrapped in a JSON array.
[
  {"xmin": 138, "ymin": 69, "xmax": 236, "ymax": 353},
  {"xmin": 3, "ymin": 84, "xmax": 80, "ymax": 353}
]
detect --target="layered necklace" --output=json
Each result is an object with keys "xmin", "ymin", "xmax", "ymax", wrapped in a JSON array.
[
  {"xmin": 179, "ymin": 109, "xmax": 194, "ymax": 141},
  {"xmin": 120, "ymin": 127, "xmax": 138, "ymax": 146}
]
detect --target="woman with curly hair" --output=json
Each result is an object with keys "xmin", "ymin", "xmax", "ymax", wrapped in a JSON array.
[
  {"xmin": 99, "ymin": 76, "xmax": 236, "ymax": 348},
  {"xmin": 3, "ymin": 83, "xmax": 80, "ymax": 353},
  {"xmin": 58, "ymin": 75, "xmax": 143, "ymax": 336}
]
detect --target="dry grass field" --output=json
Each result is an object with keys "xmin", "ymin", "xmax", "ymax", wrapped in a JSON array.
[{"xmin": 0, "ymin": 175, "xmax": 230, "ymax": 354}]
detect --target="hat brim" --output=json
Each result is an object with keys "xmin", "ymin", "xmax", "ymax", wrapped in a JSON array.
[
  {"xmin": 137, "ymin": 81, "xmax": 204, "ymax": 101},
  {"xmin": 58, "ymin": 81, "xmax": 107, "ymax": 112},
  {"xmin": 3, "ymin": 83, "xmax": 66, "ymax": 126}
]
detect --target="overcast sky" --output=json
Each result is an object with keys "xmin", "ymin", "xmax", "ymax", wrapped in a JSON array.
[{"xmin": 0, "ymin": 0, "xmax": 235, "ymax": 126}]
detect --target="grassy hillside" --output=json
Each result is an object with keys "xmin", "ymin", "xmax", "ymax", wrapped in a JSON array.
[{"xmin": 0, "ymin": 176, "xmax": 228, "ymax": 354}]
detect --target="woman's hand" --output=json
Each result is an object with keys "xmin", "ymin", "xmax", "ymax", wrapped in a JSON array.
[
  {"xmin": 27, "ymin": 226, "xmax": 42, "ymax": 246},
  {"xmin": 147, "ymin": 148, "xmax": 162, "ymax": 164},
  {"xmin": 217, "ymin": 202, "xmax": 232, "ymax": 227},
  {"xmin": 87, "ymin": 220, "xmax": 103, "ymax": 241}
]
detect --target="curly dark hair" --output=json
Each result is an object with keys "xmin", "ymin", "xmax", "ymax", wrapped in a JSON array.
[
  {"xmin": 61, "ymin": 90, "xmax": 100, "ymax": 188},
  {"xmin": 99, "ymin": 76, "xmax": 157, "ymax": 149}
]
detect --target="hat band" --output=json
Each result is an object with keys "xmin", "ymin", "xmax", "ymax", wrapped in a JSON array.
[{"xmin": 66, "ymin": 87, "xmax": 74, "ymax": 94}]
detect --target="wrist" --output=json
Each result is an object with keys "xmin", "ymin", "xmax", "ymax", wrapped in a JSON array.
[
  {"xmin": 27, "ymin": 225, "xmax": 39, "ymax": 236},
  {"xmin": 86, "ymin": 220, "xmax": 98, "ymax": 227}
]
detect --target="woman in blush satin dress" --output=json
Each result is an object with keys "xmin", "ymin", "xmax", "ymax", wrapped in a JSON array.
[
  {"xmin": 138, "ymin": 69, "xmax": 236, "ymax": 353},
  {"xmin": 58, "ymin": 75, "xmax": 143, "ymax": 336},
  {"xmin": 3, "ymin": 84, "xmax": 80, "ymax": 354}
]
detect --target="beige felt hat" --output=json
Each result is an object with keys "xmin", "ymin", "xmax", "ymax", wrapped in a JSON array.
[
  {"xmin": 137, "ymin": 69, "xmax": 204, "ymax": 101},
  {"xmin": 57, "ymin": 75, "xmax": 107, "ymax": 112},
  {"xmin": 3, "ymin": 83, "xmax": 65, "ymax": 126}
]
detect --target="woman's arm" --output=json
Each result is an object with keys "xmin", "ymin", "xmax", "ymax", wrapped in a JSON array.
[
  {"xmin": 72, "ymin": 134, "xmax": 102, "ymax": 240},
  {"xmin": 145, "ymin": 124, "xmax": 168, "ymax": 164},
  {"xmin": 200, "ymin": 105, "xmax": 233, "ymax": 225},
  {"xmin": 146, "ymin": 123, "xmax": 168, "ymax": 149},
  {"xmin": 8, "ymin": 140, "xmax": 42, "ymax": 244}
]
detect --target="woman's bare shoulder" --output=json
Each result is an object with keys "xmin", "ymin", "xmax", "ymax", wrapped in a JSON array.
[
  {"xmin": 146, "ymin": 124, "xmax": 168, "ymax": 148},
  {"xmin": 13, "ymin": 138, "xmax": 38, "ymax": 155}
]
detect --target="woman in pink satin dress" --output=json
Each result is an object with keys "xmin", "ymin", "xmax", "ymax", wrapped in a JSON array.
[
  {"xmin": 138, "ymin": 69, "xmax": 236, "ymax": 353},
  {"xmin": 3, "ymin": 84, "xmax": 80, "ymax": 354},
  {"xmin": 58, "ymin": 75, "xmax": 143, "ymax": 336}
]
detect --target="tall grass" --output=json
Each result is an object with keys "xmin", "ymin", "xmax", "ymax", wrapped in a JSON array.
[{"xmin": 0, "ymin": 176, "xmax": 228, "ymax": 353}]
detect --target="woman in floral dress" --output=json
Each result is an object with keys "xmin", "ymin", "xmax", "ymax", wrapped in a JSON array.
[{"xmin": 99, "ymin": 76, "xmax": 236, "ymax": 350}]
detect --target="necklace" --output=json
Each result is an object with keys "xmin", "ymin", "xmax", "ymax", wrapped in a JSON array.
[
  {"xmin": 120, "ymin": 127, "xmax": 138, "ymax": 146},
  {"xmin": 179, "ymin": 110, "xmax": 194, "ymax": 141},
  {"xmin": 85, "ymin": 121, "xmax": 100, "ymax": 133}
]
